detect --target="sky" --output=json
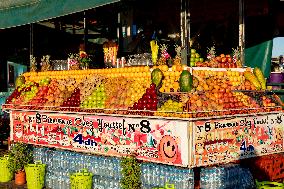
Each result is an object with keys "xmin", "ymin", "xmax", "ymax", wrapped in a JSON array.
[{"xmin": 272, "ymin": 37, "xmax": 284, "ymax": 57}]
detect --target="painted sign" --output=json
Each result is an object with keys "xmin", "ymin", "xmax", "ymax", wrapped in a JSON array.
[
  {"xmin": 10, "ymin": 110, "xmax": 189, "ymax": 166},
  {"xmin": 193, "ymin": 113, "xmax": 284, "ymax": 167}
]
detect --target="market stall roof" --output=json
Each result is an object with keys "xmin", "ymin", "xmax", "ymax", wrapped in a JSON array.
[{"xmin": 0, "ymin": 0, "xmax": 120, "ymax": 29}]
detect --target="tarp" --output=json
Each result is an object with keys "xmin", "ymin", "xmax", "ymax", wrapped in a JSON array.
[
  {"xmin": 245, "ymin": 40, "xmax": 273, "ymax": 78},
  {"xmin": 0, "ymin": 0, "xmax": 120, "ymax": 29}
]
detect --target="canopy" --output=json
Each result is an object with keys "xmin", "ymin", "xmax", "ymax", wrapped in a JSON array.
[{"xmin": 0, "ymin": 0, "xmax": 120, "ymax": 29}]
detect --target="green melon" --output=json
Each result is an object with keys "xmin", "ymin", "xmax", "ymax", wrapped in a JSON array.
[
  {"xmin": 151, "ymin": 68, "xmax": 163, "ymax": 87},
  {"xmin": 15, "ymin": 75, "xmax": 25, "ymax": 87},
  {"xmin": 179, "ymin": 70, "xmax": 193, "ymax": 92}
]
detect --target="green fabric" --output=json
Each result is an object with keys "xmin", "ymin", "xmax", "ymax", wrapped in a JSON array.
[
  {"xmin": 0, "ymin": 0, "xmax": 119, "ymax": 29},
  {"xmin": 245, "ymin": 40, "xmax": 273, "ymax": 78}
]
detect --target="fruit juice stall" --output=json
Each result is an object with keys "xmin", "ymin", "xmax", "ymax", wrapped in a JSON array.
[
  {"xmin": 1, "ymin": 0, "xmax": 284, "ymax": 188},
  {"xmin": 2, "ymin": 56, "xmax": 284, "ymax": 187}
]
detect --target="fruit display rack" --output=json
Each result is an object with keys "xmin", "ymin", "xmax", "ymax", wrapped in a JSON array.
[{"xmin": 2, "ymin": 66, "xmax": 284, "ymax": 168}]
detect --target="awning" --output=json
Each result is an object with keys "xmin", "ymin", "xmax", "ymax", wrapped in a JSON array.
[{"xmin": 0, "ymin": 0, "xmax": 120, "ymax": 29}]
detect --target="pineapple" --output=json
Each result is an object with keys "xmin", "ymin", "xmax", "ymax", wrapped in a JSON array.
[
  {"xmin": 232, "ymin": 48, "xmax": 243, "ymax": 68},
  {"xmin": 30, "ymin": 55, "xmax": 37, "ymax": 72},
  {"xmin": 173, "ymin": 45, "xmax": 182, "ymax": 66},
  {"xmin": 207, "ymin": 46, "xmax": 218, "ymax": 67},
  {"xmin": 41, "ymin": 55, "xmax": 51, "ymax": 71},
  {"xmin": 157, "ymin": 56, "xmax": 167, "ymax": 66},
  {"xmin": 207, "ymin": 46, "xmax": 216, "ymax": 60}
]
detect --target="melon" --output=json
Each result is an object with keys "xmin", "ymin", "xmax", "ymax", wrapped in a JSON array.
[
  {"xmin": 15, "ymin": 75, "xmax": 25, "ymax": 87},
  {"xmin": 179, "ymin": 70, "xmax": 193, "ymax": 92},
  {"xmin": 151, "ymin": 68, "xmax": 163, "ymax": 87}
]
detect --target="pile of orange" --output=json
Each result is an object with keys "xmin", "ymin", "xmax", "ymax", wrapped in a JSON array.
[{"xmin": 23, "ymin": 66, "xmax": 151, "ymax": 82}]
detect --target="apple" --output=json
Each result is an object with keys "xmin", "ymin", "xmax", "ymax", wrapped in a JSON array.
[
  {"xmin": 221, "ymin": 57, "xmax": 227, "ymax": 63},
  {"xmin": 195, "ymin": 58, "xmax": 200, "ymax": 62},
  {"xmin": 191, "ymin": 54, "xmax": 196, "ymax": 58},
  {"xmin": 195, "ymin": 53, "xmax": 200, "ymax": 58},
  {"xmin": 151, "ymin": 103, "xmax": 157, "ymax": 110},
  {"xmin": 199, "ymin": 58, "xmax": 204, "ymax": 62},
  {"xmin": 227, "ymin": 57, "xmax": 232, "ymax": 63},
  {"xmin": 146, "ymin": 88, "xmax": 151, "ymax": 94},
  {"xmin": 190, "ymin": 57, "xmax": 195, "ymax": 62},
  {"xmin": 216, "ymin": 56, "xmax": 222, "ymax": 62},
  {"xmin": 146, "ymin": 104, "xmax": 151, "ymax": 110},
  {"xmin": 190, "ymin": 61, "xmax": 195, "ymax": 67},
  {"xmin": 145, "ymin": 94, "xmax": 151, "ymax": 100},
  {"xmin": 191, "ymin": 49, "xmax": 196, "ymax": 54},
  {"xmin": 220, "ymin": 54, "xmax": 225, "ymax": 58},
  {"xmin": 97, "ymin": 92, "xmax": 102, "ymax": 98},
  {"xmin": 150, "ymin": 83, "xmax": 156, "ymax": 89}
]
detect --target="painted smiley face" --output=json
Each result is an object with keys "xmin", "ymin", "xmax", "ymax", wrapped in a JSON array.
[{"xmin": 159, "ymin": 135, "xmax": 178, "ymax": 163}]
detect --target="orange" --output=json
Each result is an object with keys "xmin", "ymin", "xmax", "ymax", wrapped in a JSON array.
[
  {"xmin": 161, "ymin": 65, "xmax": 168, "ymax": 72},
  {"xmin": 174, "ymin": 71, "xmax": 180, "ymax": 77},
  {"xmin": 218, "ymin": 72, "xmax": 224, "ymax": 77}
]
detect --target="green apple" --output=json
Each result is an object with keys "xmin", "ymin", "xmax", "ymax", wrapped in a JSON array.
[
  {"xmin": 97, "ymin": 92, "xmax": 103, "ymax": 97},
  {"xmin": 98, "ymin": 104, "xmax": 104, "ymax": 109},
  {"xmin": 97, "ymin": 96, "xmax": 102, "ymax": 101},
  {"xmin": 100, "ymin": 87, "xmax": 105, "ymax": 92},
  {"xmin": 92, "ymin": 95, "xmax": 97, "ymax": 101},
  {"xmin": 89, "ymin": 102, "xmax": 95, "ymax": 108},
  {"xmin": 31, "ymin": 86, "xmax": 37, "ymax": 91},
  {"xmin": 190, "ymin": 57, "xmax": 195, "ymax": 62},
  {"xmin": 191, "ymin": 54, "xmax": 195, "ymax": 58},
  {"xmin": 101, "ymin": 92, "xmax": 106, "ymax": 97},
  {"xmin": 195, "ymin": 58, "xmax": 200, "ymax": 62},
  {"xmin": 199, "ymin": 58, "xmax": 204, "ymax": 62},
  {"xmin": 190, "ymin": 61, "xmax": 195, "ymax": 67},
  {"xmin": 191, "ymin": 49, "xmax": 196, "ymax": 54},
  {"xmin": 43, "ymin": 81, "xmax": 49, "ymax": 86},
  {"xmin": 46, "ymin": 77, "xmax": 51, "ymax": 83}
]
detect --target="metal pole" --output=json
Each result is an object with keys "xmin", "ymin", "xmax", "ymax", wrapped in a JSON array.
[
  {"xmin": 181, "ymin": 0, "xmax": 188, "ymax": 65},
  {"xmin": 30, "ymin": 23, "xmax": 34, "ymax": 56},
  {"xmin": 180, "ymin": 0, "xmax": 186, "ymax": 47},
  {"xmin": 239, "ymin": 0, "xmax": 245, "ymax": 65},
  {"xmin": 186, "ymin": 0, "xmax": 190, "ymax": 55},
  {"xmin": 84, "ymin": 11, "xmax": 88, "ymax": 51}
]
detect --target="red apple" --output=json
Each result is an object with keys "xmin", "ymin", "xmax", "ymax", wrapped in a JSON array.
[
  {"xmin": 150, "ymin": 83, "xmax": 156, "ymax": 89},
  {"xmin": 146, "ymin": 104, "xmax": 151, "ymax": 110},
  {"xmin": 221, "ymin": 57, "xmax": 227, "ymax": 63},
  {"xmin": 153, "ymin": 99, "xmax": 158, "ymax": 104},
  {"xmin": 227, "ymin": 57, "xmax": 232, "ymax": 63},
  {"xmin": 216, "ymin": 56, "xmax": 222, "ymax": 62},
  {"xmin": 142, "ymin": 104, "xmax": 147, "ymax": 110}
]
